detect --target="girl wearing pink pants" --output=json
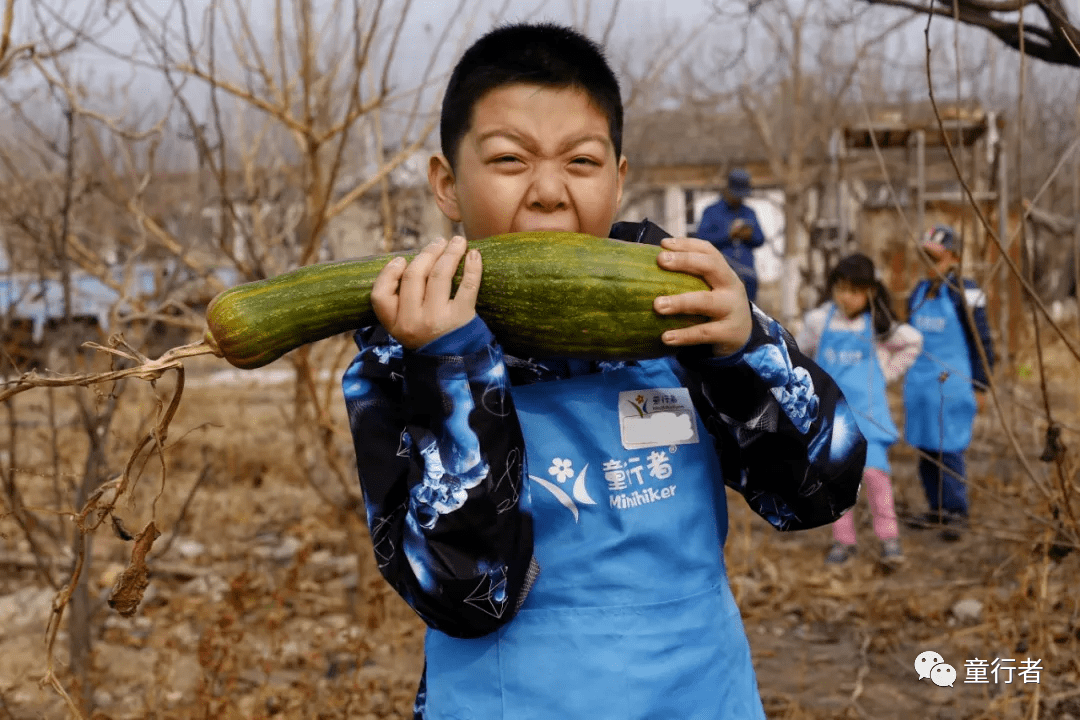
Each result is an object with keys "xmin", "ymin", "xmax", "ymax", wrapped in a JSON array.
[{"xmin": 797, "ymin": 254, "xmax": 923, "ymax": 565}]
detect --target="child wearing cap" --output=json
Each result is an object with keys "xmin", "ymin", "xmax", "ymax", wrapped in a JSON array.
[
  {"xmin": 903, "ymin": 225, "xmax": 994, "ymax": 541},
  {"xmin": 341, "ymin": 22, "xmax": 866, "ymax": 720}
]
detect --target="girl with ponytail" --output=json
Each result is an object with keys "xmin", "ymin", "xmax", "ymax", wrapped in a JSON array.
[{"xmin": 797, "ymin": 253, "xmax": 923, "ymax": 565}]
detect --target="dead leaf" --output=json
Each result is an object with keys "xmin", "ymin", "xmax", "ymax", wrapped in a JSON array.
[{"xmin": 108, "ymin": 521, "xmax": 161, "ymax": 617}]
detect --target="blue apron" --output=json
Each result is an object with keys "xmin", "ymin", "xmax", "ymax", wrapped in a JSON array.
[
  {"xmin": 423, "ymin": 358, "xmax": 765, "ymax": 720},
  {"xmin": 814, "ymin": 305, "xmax": 897, "ymax": 473},
  {"xmin": 903, "ymin": 284, "xmax": 977, "ymax": 452}
]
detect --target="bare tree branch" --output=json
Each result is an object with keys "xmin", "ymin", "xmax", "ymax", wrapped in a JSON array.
[
  {"xmin": 0, "ymin": 0, "xmax": 15, "ymax": 62},
  {"xmin": 861, "ymin": 0, "xmax": 1080, "ymax": 67},
  {"xmin": 327, "ymin": 123, "xmax": 436, "ymax": 219},
  {"xmin": 0, "ymin": 1, "xmax": 79, "ymax": 78}
]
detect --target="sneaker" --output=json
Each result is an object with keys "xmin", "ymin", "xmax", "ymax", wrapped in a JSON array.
[
  {"xmin": 902, "ymin": 511, "xmax": 941, "ymax": 528},
  {"xmin": 825, "ymin": 542, "xmax": 857, "ymax": 565},
  {"xmin": 881, "ymin": 538, "xmax": 905, "ymax": 564},
  {"xmin": 940, "ymin": 514, "xmax": 969, "ymax": 542},
  {"xmin": 904, "ymin": 510, "xmax": 964, "ymax": 529}
]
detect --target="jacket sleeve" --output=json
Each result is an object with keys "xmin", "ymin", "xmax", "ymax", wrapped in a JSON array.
[
  {"xmin": 794, "ymin": 304, "xmax": 830, "ymax": 359},
  {"xmin": 696, "ymin": 206, "xmax": 727, "ymax": 246},
  {"xmin": 876, "ymin": 323, "xmax": 923, "ymax": 385},
  {"xmin": 341, "ymin": 320, "xmax": 537, "ymax": 638},
  {"xmin": 958, "ymin": 278, "xmax": 995, "ymax": 390},
  {"xmin": 675, "ymin": 304, "xmax": 866, "ymax": 531},
  {"xmin": 609, "ymin": 218, "xmax": 669, "ymax": 246}
]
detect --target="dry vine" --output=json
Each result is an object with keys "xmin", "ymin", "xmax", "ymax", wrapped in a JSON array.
[
  {"xmin": 2, "ymin": 334, "xmax": 218, "ymax": 718},
  {"xmin": 917, "ymin": 7, "xmax": 1080, "ymax": 718}
]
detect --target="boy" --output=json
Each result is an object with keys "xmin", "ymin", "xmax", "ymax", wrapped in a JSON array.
[
  {"xmin": 903, "ymin": 225, "xmax": 994, "ymax": 542},
  {"xmin": 342, "ymin": 23, "xmax": 866, "ymax": 719}
]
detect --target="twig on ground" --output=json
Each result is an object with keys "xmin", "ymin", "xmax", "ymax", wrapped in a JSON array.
[
  {"xmin": 0, "ymin": 689, "xmax": 14, "ymax": 720},
  {"xmin": 0, "ymin": 550, "xmax": 209, "ymax": 579},
  {"xmin": 849, "ymin": 631, "xmax": 871, "ymax": 706},
  {"xmin": 1045, "ymin": 685, "xmax": 1080, "ymax": 706}
]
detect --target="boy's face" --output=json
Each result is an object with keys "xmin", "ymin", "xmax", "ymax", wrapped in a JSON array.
[
  {"xmin": 923, "ymin": 243, "xmax": 959, "ymax": 278},
  {"xmin": 429, "ymin": 83, "xmax": 627, "ymax": 240}
]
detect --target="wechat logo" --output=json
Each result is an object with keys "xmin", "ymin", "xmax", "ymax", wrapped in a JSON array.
[{"xmin": 915, "ymin": 650, "xmax": 957, "ymax": 687}]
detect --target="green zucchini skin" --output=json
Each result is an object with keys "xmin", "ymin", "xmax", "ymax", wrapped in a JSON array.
[{"xmin": 204, "ymin": 232, "xmax": 711, "ymax": 369}]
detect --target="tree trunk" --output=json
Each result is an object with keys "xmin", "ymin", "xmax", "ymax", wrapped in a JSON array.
[
  {"xmin": 67, "ymin": 532, "xmax": 93, "ymax": 712},
  {"xmin": 67, "ymin": 389, "xmax": 118, "ymax": 715},
  {"xmin": 780, "ymin": 188, "xmax": 805, "ymax": 326}
]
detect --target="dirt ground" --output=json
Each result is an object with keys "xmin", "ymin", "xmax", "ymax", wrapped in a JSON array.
[{"xmin": 2, "ymin": 349, "xmax": 1079, "ymax": 720}]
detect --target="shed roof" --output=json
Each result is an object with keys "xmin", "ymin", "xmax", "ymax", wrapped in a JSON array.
[
  {"xmin": 622, "ymin": 100, "xmax": 995, "ymax": 170},
  {"xmin": 623, "ymin": 108, "xmax": 775, "ymax": 169}
]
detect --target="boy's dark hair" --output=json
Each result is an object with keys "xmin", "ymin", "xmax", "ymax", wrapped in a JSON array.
[
  {"xmin": 440, "ymin": 22, "xmax": 623, "ymax": 170},
  {"xmin": 826, "ymin": 253, "xmax": 898, "ymax": 339}
]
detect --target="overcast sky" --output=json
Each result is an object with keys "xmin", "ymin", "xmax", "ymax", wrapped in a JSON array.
[
  {"xmin": 0, "ymin": 2, "xmax": 696, "ymax": 117},
  {"xmin": 50, "ymin": 0, "xmax": 714, "ymax": 82},
  {"xmin": 12, "ymin": 1, "xmax": 1041, "ymax": 99},
  {"xmin": 13, "ymin": 0, "xmax": 1061, "ymax": 89},
  {"xmin": 7, "ymin": 0, "xmax": 1072, "ymax": 147}
]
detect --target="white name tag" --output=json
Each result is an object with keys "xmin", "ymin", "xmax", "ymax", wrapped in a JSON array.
[
  {"xmin": 618, "ymin": 388, "xmax": 700, "ymax": 449},
  {"xmin": 916, "ymin": 316, "xmax": 947, "ymax": 333}
]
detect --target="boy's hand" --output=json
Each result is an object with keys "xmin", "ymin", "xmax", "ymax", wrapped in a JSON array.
[
  {"xmin": 370, "ymin": 235, "xmax": 483, "ymax": 350},
  {"xmin": 652, "ymin": 237, "xmax": 752, "ymax": 358}
]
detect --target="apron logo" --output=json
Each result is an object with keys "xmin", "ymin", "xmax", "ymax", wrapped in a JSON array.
[
  {"xmin": 604, "ymin": 452, "xmax": 678, "ymax": 510},
  {"xmin": 531, "ymin": 452, "xmax": 682, "ymax": 519},
  {"xmin": 618, "ymin": 388, "xmax": 700, "ymax": 449},
  {"xmin": 529, "ymin": 457, "xmax": 596, "ymax": 523}
]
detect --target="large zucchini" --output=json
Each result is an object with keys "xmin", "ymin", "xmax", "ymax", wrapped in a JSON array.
[{"xmin": 204, "ymin": 231, "xmax": 710, "ymax": 369}]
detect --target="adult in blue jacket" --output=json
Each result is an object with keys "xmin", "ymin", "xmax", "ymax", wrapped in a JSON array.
[
  {"xmin": 904, "ymin": 225, "xmax": 994, "ymax": 541},
  {"xmin": 697, "ymin": 168, "xmax": 767, "ymax": 302}
]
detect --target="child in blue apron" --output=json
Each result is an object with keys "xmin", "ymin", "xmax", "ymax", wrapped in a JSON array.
[
  {"xmin": 903, "ymin": 225, "xmax": 994, "ymax": 541},
  {"xmin": 342, "ymin": 23, "xmax": 867, "ymax": 720},
  {"xmin": 797, "ymin": 254, "xmax": 922, "ymax": 565}
]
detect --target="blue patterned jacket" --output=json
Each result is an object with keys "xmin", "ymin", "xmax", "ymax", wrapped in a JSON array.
[{"xmin": 341, "ymin": 220, "xmax": 866, "ymax": 642}]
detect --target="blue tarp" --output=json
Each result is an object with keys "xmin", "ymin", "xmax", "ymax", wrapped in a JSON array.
[
  {"xmin": 2, "ymin": 264, "xmax": 177, "ymax": 342},
  {"xmin": 2, "ymin": 273, "xmax": 115, "ymax": 341},
  {"xmin": 2, "ymin": 263, "xmax": 246, "ymax": 342}
]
